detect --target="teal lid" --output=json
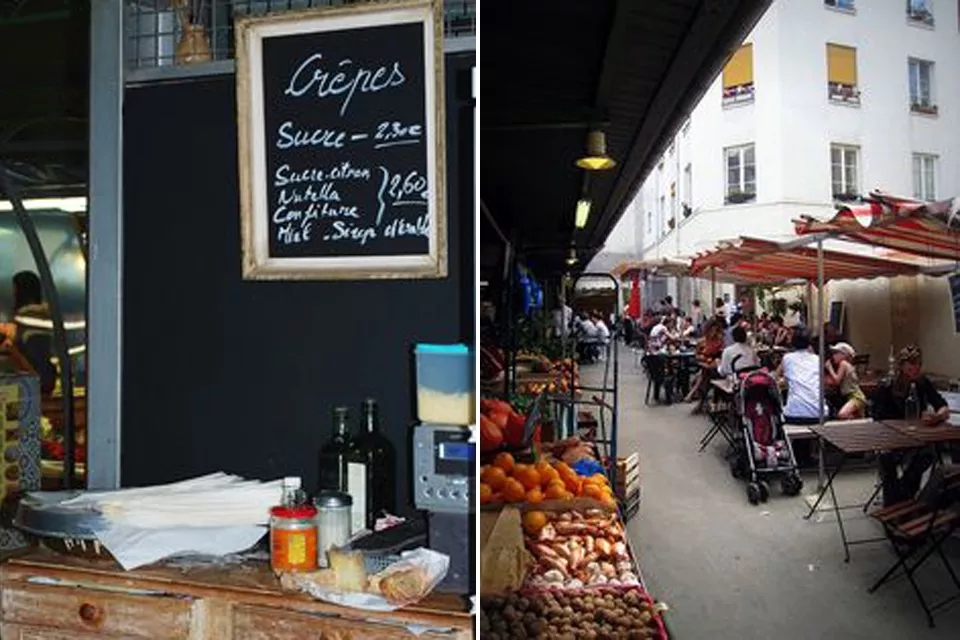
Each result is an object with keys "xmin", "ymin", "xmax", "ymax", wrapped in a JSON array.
[{"xmin": 415, "ymin": 343, "xmax": 470, "ymax": 354}]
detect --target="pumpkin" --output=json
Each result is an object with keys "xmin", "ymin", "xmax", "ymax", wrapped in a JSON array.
[
  {"xmin": 479, "ymin": 414, "xmax": 503, "ymax": 452},
  {"xmin": 480, "ymin": 398, "xmax": 513, "ymax": 415}
]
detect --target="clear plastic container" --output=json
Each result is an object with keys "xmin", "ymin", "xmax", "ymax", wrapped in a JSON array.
[{"xmin": 414, "ymin": 343, "xmax": 475, "ymax": 425}]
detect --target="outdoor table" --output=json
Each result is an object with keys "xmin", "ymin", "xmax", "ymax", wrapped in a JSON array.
[
  {"xmin": 804, "ymin": 420, "xmax": 925, "ymax": 562},
  {"xmin": 647, "ymin": 350, "xmax": 697, "ymax": 404},
  {"xmin": 699, "ymin": 379, "xmax": 738, "ymax": 452},
  {"xmin": 882, "ymin": 419, "xmax": 960, "ymax": 444}
]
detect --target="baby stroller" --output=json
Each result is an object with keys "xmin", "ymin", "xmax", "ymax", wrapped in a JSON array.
[{"xmin": 730, "ymin": 369, "xmax": 804, "ymax": 504}]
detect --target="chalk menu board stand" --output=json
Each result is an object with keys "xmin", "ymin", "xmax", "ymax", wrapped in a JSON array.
[{"xmin": 236, "ymin": 0, "xmax": 446, "ymax": 280}]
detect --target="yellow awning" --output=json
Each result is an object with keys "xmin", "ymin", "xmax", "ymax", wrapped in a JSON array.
[
  {"xmin": 722, "ymin": 43, "xmax": 753, "ymax": 88},
  {"xmin": 827, "ymin": 43, "xmax": 857, "ymax": 85}
]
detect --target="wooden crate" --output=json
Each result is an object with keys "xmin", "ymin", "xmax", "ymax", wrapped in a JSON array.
[{"xmin": 615, "ymin": 453, "xmax": 640, "ymax": 500}]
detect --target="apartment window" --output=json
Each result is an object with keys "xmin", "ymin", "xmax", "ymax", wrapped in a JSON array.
[
  {"xmin": 825, "ymin": 0, "xmax": 855, "ymax": 11},
  {"xmin": 912, "ymin": 153, "xmax": 937, "ymax": 201},
  {"xmin": 908, "ymin": 58, "xmax": 937, "ymax": 113},
  {"xmin": 907, "ymin": 0, "xmax": 934, "ymax": 26},
  {"xmin": 647, "ymin": 211, "xmax": 653, "ymax": 234},
  {"xmin": 722, "ymin": 44, "xmax": 754, "ymax": 106},
  {"xmin": 724, "ymin": 144, "xmax": 756, "ymax": 204},
  {"xmin": 659, "ymin": 196, "xmax": 666, "ymax": 235},
  {"xmin": 830, "ymin": 144, "xmax": 860, "ymax": 200},
  {"xmin": 827, "ymin": 44, "xmax": 860, "ymax": 104},
  {"xmin": 683, "ymin": 164, "xmax": 693, "ymax": 210}
]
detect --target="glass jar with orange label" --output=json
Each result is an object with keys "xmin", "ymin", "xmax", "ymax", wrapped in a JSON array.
[{"xmin": 270, "ymin": 494, "xmax": 318, "ymax": 573}]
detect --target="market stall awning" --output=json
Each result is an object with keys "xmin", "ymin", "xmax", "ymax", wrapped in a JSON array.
[
  {"xmin": 610, "ymin": 257, "xmax": 691, "ymax": 280},
  {"xmin": 689, "ymin": 236, "xmax": 924, "ymax": 284},
  {"xmin": 794, "ymin": 191, "xmax": 960, "ymax": 261}
]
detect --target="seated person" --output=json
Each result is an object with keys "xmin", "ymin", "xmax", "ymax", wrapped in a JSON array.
[
  {"xmin": 871, "ymin": 345, "xmax": 949, "ymax": 507},
  {"xmin": 775, "ymin": 330, "xmax": 826, "ymax": 423},
  {"xmin": 770, "ymin": 316, "xmax": 792, "ymax": 348},
  {"xmin": 647, "ymin": 315, "xmax": 676, "ymax": 353},
  {"xmin": 824, "ymin": 342, "xmax": 866, "ymax": 419},
  {"xmin": 678, "ymin": 315, "xmax": 696, "ymax": 340},
  {"xmin": 718, "ymin": 326, "xmax": 759, "ymax": 377},
  {"xmin": 686, "ymin": 321, "xmax": 727, "ymax": 412}
]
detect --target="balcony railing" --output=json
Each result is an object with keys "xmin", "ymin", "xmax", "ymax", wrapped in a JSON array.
[
  {"xmin": 828, "ymin": 82, "xmax": 860, "ymax": 104},
  {"xmin": 722, "ymin": 83, "xmax": 755, "ymax": 106},
  {"xmin": 910, "ymin": 101, "xmax": 938, "ymax": 115},
  {"xmin": 125, "ymin": 0, "xmax": 475, "ymax": 73}
]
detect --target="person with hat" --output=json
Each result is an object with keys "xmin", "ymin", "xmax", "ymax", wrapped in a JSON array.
[
  {"xmin": 824, "ymin": 342, "xmax": 866, "ymax": 419},
  {"xmin": 871, "ymin": 345, "xmax": 950, "ymax": 506}
]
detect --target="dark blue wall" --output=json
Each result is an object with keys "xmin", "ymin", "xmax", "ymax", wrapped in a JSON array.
[{"xmin": 121, "ymin": 53, "xmax": 474, "ymax": 514}]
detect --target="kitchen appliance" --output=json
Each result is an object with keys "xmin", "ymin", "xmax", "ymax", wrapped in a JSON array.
[{"xmin": 412, "ymin": 423, "xmax": 474, "ymax": 594}]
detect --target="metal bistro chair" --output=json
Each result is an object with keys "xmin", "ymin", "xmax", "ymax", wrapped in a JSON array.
[{"xmin": 868, "ymin": 468, "xmax": 960, "ymax": 628}]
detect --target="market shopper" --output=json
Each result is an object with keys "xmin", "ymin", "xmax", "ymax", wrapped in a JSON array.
[
  {"xmin": 871, "ymin": 345, "xmax": 949, "ymax": 506},
  {"xmin": 824, "ymin": 342, "xmax": 866, "ymax": 419}
]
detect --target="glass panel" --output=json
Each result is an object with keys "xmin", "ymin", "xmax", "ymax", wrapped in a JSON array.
[
  {"xmin": 743, "ymin": 163, "xmax": 756, "ymax": 188},
  {"xmin": 924, "ymin": 158, "xmax": 935, "ymax": 200},
  {"xmin": 726, "ymin": 150, "xmax": 741, "ymax": 191},
  {"xmin": 831, "ymin": 146, "xmax": 841, "ymax": 165},
  {"xmin": 912, "ymin": 156, "xmax": 922, "ymax": 199},
  {"xmin": 919, "ymin": 62, "xmax": 931, "ymax": 103},
  {"xmin": 909, "ymin": 61, "xmax": 919, "ymax": 103},
  {"xmin": 744, "ymin": 145, "xmax": 755, "ymax": 165}
]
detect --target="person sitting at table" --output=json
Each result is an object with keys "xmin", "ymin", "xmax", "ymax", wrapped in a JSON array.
[
  {"xmin": 576, "ymin": 313, "xmax": 599, "ymax": 362},
  {"xmin": 824, "ymin": 342, "xmax": 866, "ymax": 419},
  {"xmin": 770, "ymin": 316, "xmax": 792, "ymax": 348},
  {"xmin": 647, "ymin": 315, "xmax": 676, "ymax": 352},
  {"xmin": 684, "ymin": 320, "xmax": 727, "ymax": 411},
  {"xmin": 776, "ymin": 330, "xmax": 825, "ymax": 422},
  {"xmin": 718, "ymin": 326, "xmax": 759, "ymax": 377},
  {"xmin": 871, "ymin": 345, "xmax": 949, "ymax": 507},
  {"xmin": 678, "ymin": 315, "xmax": 696, "ymax": 340}
]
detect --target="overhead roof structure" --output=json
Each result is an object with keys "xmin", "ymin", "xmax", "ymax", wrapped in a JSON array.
[
  {"xmin": 689, "ymin": 236, "xmax": 926, "ymax": 284},
  {"xmin": 610, "ymin": 257, "xmax": 691, "ymax": 280},
  {"xmin": 0, "ymin": 1, "xmax": 88, "ymax": 198},
  {"xmin": 481, "ymin": 0, "xmax": 772, "ymax": 277},
  {"xmin": 794, "ymin": 191, "xmax": 960, "ymax": 262}
]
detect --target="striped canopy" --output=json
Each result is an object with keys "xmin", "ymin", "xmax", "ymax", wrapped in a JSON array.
[
  {"xmin": 794, "ymin": 191, "xmax": 960, "ymax": 261},
  {"xmin": 689, "ymin": 236, "xmax": 923, "ymax": 284},
  {"xmin": 610, "ymin": 257, "xmax": 691, "ymax": 280}
]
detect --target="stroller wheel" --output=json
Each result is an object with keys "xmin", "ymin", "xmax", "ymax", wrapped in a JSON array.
[
  {"xmin": 781, "ymin": 473, "xmax": 803, "ymax": 497},
  {"xmin": 758, "ymin": 480, "xmax": 770, "ymax": 502},
  {"xmin": 747, "ymin": 482, "xmax": 761, "ymax": 505}
]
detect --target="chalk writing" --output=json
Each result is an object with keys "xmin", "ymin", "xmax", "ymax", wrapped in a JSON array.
[{"xmin": 285, "ymin": 54, "xmax": 406, "ymax": 117}]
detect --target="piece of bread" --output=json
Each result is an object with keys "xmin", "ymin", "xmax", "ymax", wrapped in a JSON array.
[
  {"xmin": 327, "ymin": 549, "xmax": 368, "ymax": 593},
  {"xmin": 379, "ymin": 567, "xmax": 428, "ymax": 605}
]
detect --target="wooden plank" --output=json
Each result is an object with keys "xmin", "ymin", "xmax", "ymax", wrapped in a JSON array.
[
  {"xmin": 233, "ymin": 605, "xmax": 467, "ymax": 640},
  {"xmin": 0, "ymin": 622, "xmax": 118, "ymax": 639},
  {"xmin": 0, "ymin": 582, "xmax": 193, "ymax": 638}
]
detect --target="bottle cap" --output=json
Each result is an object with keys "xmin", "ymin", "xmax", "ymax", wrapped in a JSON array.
[{"xmin": 314, "ymin": 490, "xmax": 353, "ymax": 508}]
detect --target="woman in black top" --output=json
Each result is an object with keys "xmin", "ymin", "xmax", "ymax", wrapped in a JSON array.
[{"xmin": 871, "ymin": 345, "xmax": 949, "ymax": 506}]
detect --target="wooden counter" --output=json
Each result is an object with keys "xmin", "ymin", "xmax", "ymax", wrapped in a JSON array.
[{"xmin": 0, "ymin": 548, "xmax": 473, "ymax": 639}]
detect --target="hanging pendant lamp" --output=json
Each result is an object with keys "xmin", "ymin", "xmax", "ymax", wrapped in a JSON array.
[{"xmin": 576, "ymin": 131, "xmax": 616, "ymax": 171}]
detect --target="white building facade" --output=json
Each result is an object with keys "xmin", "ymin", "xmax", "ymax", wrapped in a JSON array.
[
  {"xmin": 624, "ymin": 0, "xmax": 960, "ymax": 376},
  {"xmin": 638, "ymin": 0, "xmax": 958, "ymax": 262}
]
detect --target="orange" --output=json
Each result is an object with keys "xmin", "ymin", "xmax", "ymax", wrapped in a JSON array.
[
  {"xmin": 516, "ymin": 467, "xmax": 542, "ymax": 491},
  {"xmin": 525, "ymin": 487, "xmax": 544, "ymax": 504},
  {"xmin": 522, "ymin": 510, "xmax": 548, "ymax": 535},
  {"xmin": 501, "ymin": 478, "xmax": 526, "ymax": 503},
  {"xmin": 559, "ymin": 490, "xmax": 575, "ymax": 501},
  {"xmin": 581, "ymin": 484, "xmax": 605, "ymax": 501},
  {"xmin": 479, "ymin": 483, "xmax": 494, "ymax": 504},
  {"xmin": 583, "ymin": 473, "xmax": 609, "ymax": 487},
  {"xmin": 493, "ymin": 452, "xmax": 515, "ymax": 474},
  {"xmin": 562, "ymin": 474, "xmax": 582, "ymax": 496},
  {"xmin": 544, "ymin": 483, "xmax": 567, "ymax": 500},
  {"xmin": 534, "ymin": 460, "xmax": 554, "ymax": 476},
  {"xmin": 599, "ymin": 493, "xmax": 618, "ymax": 507},
  {"xmin": 480, "ymin": 466, "xmax": 508, "ymax": 491},
  {"xmin": 511, "ymin": 463, "xmax": 530, "ymax": 478},
  {"xmin": 539, "ymin": 466, "xmax": 561, "ymax": 487}
]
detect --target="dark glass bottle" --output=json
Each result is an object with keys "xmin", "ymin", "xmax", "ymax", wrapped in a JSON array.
[
  {"xmin": 318, "ymin": 407, "xmax": 352, "ymax": 494},
  {"xmin": 345, "ymin": 398, "xmax": 397, "ymax": 532}
]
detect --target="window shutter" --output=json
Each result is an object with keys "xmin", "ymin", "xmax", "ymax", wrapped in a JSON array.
[
  {"xmin": 827, "ymin": 44, "xmax": 857, "ymax": 85},
  {"xmin": 722, "ymin": 44, "xmax": 754, "ymax": 89}
]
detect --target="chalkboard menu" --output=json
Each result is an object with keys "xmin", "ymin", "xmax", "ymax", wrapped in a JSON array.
[{"xmin": 236, "ymin": 1, "xmax": 446, "ymax": 279}]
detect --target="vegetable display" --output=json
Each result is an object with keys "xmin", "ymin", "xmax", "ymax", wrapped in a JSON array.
[
  {"xmin": 523, "ymin": 509, "xmax": 637, "ymax": 590},
  {"xmin": 481, "ymin": 589, "xmax": 665, "ymax": 640},
  {"xmin": 479, "ymin": 453, "xmax": 616, "ymax": 507}
]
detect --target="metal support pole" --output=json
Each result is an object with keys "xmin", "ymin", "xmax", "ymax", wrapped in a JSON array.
[
  {"xmin": 817, "ymin": 239, "xmax": 826, "ymax": 491},
  {"xmin": 710, "ymin": 267, "xmax": 716, "ymax": 310},
  {"xmin": 0, "ymin": 166, "xmax": 76, "ymax": 489}
]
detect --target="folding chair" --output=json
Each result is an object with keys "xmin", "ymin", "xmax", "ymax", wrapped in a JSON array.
[{"xmin": 867, "ymin": 469, "xmax": 960, "ymax": 628}]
